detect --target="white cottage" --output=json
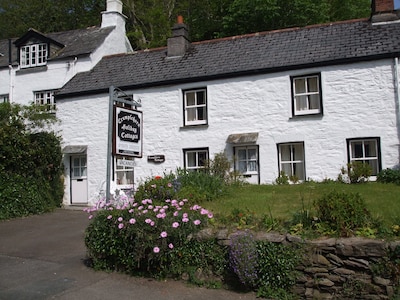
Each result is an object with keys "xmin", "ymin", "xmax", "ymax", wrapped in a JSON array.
[
  {"xmin": 56, "ymin": 0, "xmax": 400, "ymax": 206},
  {"xmin": 0, "ymin": 0, "xmax": 132, "ymax": 107}
]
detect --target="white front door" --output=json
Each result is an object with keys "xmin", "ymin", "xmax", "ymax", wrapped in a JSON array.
[{"xmin": 70, "ymin": 155, "xmax": 88, "ymax": 204}]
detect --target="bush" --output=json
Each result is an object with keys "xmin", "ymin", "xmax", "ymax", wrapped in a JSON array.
[
  {"xmin": 338, "ymin": 161, "xmax": 372, "ymax": 183},
  {"xmin": 85, "ymin": 196, "xmax": 215, "ymax": 279},
  {"xmin": 0, "ymin": 174, "xmax": 55, "ymax": 220},
  {"xmin": 377, "ymin": 168, "xmax": 400, "ymax": 185},
  {"xmin": 313, "ymin": 191, "xmax": 373, "ymax": 236}
]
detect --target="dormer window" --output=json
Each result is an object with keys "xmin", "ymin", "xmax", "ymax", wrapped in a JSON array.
[{"xmin": 20, "ymin": 43, "xmax": 47, "ymax": 68}]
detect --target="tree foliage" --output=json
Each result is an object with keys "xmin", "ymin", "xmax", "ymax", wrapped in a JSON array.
[
  {"xmin": 0, "ymin": 103, "xmax": 64, "ymax": 219},
  {"xmin": 0, "ymin": 0, "xmax": 372, "ymax": 48}
]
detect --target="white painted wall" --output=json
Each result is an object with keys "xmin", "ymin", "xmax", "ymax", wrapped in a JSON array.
[{"xmin": 57, "ymin": 58, "xmax": 400, "ymax": 206}]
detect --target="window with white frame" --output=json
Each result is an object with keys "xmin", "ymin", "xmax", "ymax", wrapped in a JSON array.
[
  {"xmin": 183, "ymin": 88, "xmax": 207, "ymax": 126},
  {"xmin": 0, "ymin": 94, "xmax": 9, "ymax": 103},
  {"xmin": 278, "ymin": 142, "xmax": 305, "ymax": 181},
  {"xmin": 347, "ymin": 138, "xmax": 381, "ymax": 176},
  {"xmin": 235, "ymin": 146, "xmax": 258, "ymax": 174},
  {"xmin": 20, "ymin": 43, "xmax": 47, "ymax": 68},
  {"xmin": 35, "ymin": 90, "xmax": 55, "ymax": 112},
  {"xmin": 183, "ymin": 148, "xmax": 209, "ymax": 171},
  {"xmin": 115, "ymin": 157, "xmax": 134, "ymax": 186},
  {"xmin": 291, "ymin": 74, "xmax": 322, "ymax": 116}
]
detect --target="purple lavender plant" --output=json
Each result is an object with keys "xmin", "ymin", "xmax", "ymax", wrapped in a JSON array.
[{"xmin": 229, "ymin": 230, "xmax": 258, "ymax": 288}]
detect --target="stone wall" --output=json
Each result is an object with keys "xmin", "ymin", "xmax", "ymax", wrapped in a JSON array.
[{"xmin": 200, "ymin": 229, "xmax": 400, "ymax": 299}]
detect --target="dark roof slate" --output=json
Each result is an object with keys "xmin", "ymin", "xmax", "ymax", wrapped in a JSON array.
[
  {"xmin": 58, "ymin": 19, "xmax": 400, "ymax": 97},
  {"xmin": 0, "ymin": 26, "xmax": 114, "ymax": 68}
]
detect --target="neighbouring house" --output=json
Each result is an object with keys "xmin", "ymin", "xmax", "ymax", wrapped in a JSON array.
[
  {"xmin": 0, "ymin": 0, "xmax": 132, "ymax": 109},
  {"xmin": 14, "ymin": 0, "xmax": 400, "ymax": 206}
]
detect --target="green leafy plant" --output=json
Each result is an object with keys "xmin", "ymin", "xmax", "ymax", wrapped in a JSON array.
[
  {"xmin": 377, "ymin": 168, "xmax": 400, "ymax": 185},
  {"xmin": 275, "ymin": 171, "xmax": 290, "ymax": 185},
  {"xmin": 256, "ymin": 241, "xmax": 301, "ymax": 299},
  {"xmin": 338, "ymin": 161, "xmax": 372, "ymax": 184},
  {"xmin": 313, "ymin": 190, "xmax": 375, "ymax": 236}
]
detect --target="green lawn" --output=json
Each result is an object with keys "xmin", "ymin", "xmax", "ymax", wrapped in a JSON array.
[{"xmin": 205, "ymin": 182, "xmax": 400, "ymax": 226}]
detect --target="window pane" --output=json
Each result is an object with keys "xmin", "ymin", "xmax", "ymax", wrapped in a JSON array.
[
  {"xmin": 366, "ymin": 160, "xmax": 378, "ymax": 175},
  {"xmin": 296, "ymin": 96, "xmax": 307, "ymax": 110},
  {"xmin": 187, "ymin": 152, "xmax": 196, "ymax": 167},
  {"xmin": 197, "ymin": 107, "xmax": 206, "ymax": 120},
  {"xmin": 248, "ymin": 149, "xmax": 257, "ymax": 160},
  {"xmin": 186, "ymin": 92, "xmax": 195, "ymax": 106},
  {"xmin": 248, "ymin": 161, "xmax": 257, "ymax": 172},
  {"xmin": 197, "ymin": 91, "xmax": 205, "ymax": 104},
  {"xmin": 280, "ymin": 145, "xmax": 291, "ymax": 161},
  {"xmin": 239, "ymin": 161, "xmax": 247, "ymax": 173},
  {"xmin": 187, "ymin": 108, "xmax": 196, "ymax": 121},
  {"xmin": 364, "ymin": 140, "xmax": 377, "ymax": 157},
  {"xmin": 198, "ymin": 152, "xmax": 207, "ymax": 166},
  {"xmin": 293, "ymin": 144, "xmax": 304, "ymax": 161},
  {"xmin": 309, "ymin": 94, "xmax": 320, "ymax": 109},
  {"xmin": 238, "ymin": 149, "xmax": 246, "ymax": 160},
  {"xmin": 352, "ymin": 142, "xmax": 363, "ymax": 158},
  {"xmin": 307, "ymin": 77, "xmax": 318, "ymax": 92},
  {"xmin": 294, "ymin": 78, "xmax": 306, "ymax": 94},
  {"xmin": 294, "ymin": 162, "xmax": 305, "ymax": 180},
  {"xmin": 73, "ymin": 158, "xmax": 80, "ymax": 167},
  {"xmin": 73, "ymin": 168, "xmax": 80, "ymax": 177},
  {"xmin": 282, "ymin": 163, "xmax": 292, "ymax": 176}
]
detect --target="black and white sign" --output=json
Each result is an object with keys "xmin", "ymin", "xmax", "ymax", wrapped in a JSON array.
[{"xmin": 114, "ymin": 106, "xmax": 143, "ymax": 157}]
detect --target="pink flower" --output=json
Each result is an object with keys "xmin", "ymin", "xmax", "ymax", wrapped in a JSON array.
[
  {"xmin": 167, "ymin": 183, "xmax": 172, "ymax": 187},
  {"xmin": 128, "ymin": 209, "xmax": 134, "ymax": 213},
  {"xmin": 118, "ymin": 217, "xmax": 123, "ymax": 222},
  {"xmin": 172, "ymin": 222, "xmax": 179, "ymax": 228},
  {"xmin": 88, "ymin": 215, "xmax": 93, "ymax": 220},
  {"xmin": 145, "ymin": 218, "xmax": 152, "ymax": 224},
  {"xmin": 151, "ymin": 184, "xmax": 157, "ymax": 188},
  {"xmin": 150, "ymin": 221, "xmax": 155, "ymax": 226},
  {"xmin": 200, "ymin": 208, "xmax": 208, "ymax": 215},
  {"xmin": 160, "ymin": 231, "xmax": 167, "ymax": 238},
  {"xmin": 208, "ymin": 213, "xmax": 214, "ymax": 219},
  {"xmin": 129, "ymin": 218, "xmax": 136, "ymax": 224},
  {"xmin": 179, "ymin": 201, "xmax": 184, "ymax": 206},
  {"xmin": 148, "ymin": 205, "xmax": 153, "ymax": 210},
  {"xmin": 168, "ymin": 243, "xmax": 174, "ymax": 249},
  {"xmin": 153, "ymin": 246, "xmax": 160, "ymax": 253},
  {"xmin": 118, "ymin": 223, "xmax": 124, "ymax": 229},
  {"xmin": 183, "ymin": 213, "xmax": 188, "ymax": 218},
  {"xmin": 107, "ymin": 215, "xmax": 112, "ymax": 220},
  {"xmin": 173, "ymin": 211, "xmax": 179, "ymax": 217},
  {"xmin": 193, "ymin": 220, "xmax": 201, "ymax": 226},
  {"xmin": 182, "ymin": 217, "xmax": 189, "ymax": 223}
]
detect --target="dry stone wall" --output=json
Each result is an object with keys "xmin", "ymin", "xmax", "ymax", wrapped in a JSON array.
[{"xmin": 198, "ymin": 229, "xmax": 400, "ymax": 299}]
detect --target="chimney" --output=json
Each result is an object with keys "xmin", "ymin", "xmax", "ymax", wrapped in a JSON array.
[
  {"xmin": 371, "ymin": 0, "xmax": 399, "ymax": 23},
  {"xmin": 167, "ymin": 16, "xmax": 190, "ymax": 57},
  {"xmin": 101, "ymin": 0, "xmax": 127, "ymax": 30}
]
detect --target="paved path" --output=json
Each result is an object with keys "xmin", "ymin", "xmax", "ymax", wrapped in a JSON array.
[{"xmin": 0, "ymin": 209, "xmax": 257, "ymax": 300}]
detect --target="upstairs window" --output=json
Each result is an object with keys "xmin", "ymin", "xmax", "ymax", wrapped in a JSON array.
[
  {"xmin": 20, "ymin": 43, "xmax": 47, "ymax": 68},
  {"xmin": 183, "ymin": 148, "xmax": 209, "ymax": 171},
  {"xmin": 291, "ymin": 74, "xmax": 322, "ymax": 116},
  {"xmin": 347, "ymin": 138, "xmax": 381, "ymax": 176},
  {"xmin": 35, "ymin": 90, "xmax": 55, "ymax": 112},
  {"xmin": 183, "ymin": 88, "xmax": 207, "ymax": 126}
]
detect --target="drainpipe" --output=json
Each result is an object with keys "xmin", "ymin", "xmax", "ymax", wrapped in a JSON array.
[
  {"xmin": 395, "ymin": 58, "xmax": 400, "ymax": 162},
  {"xmin": 8, "ymin": 39, "xmax": 14, "ymax": 103}
]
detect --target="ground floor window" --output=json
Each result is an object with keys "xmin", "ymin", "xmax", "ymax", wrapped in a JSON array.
[
  {"xmin": 278, "ymin": 142, "xmax": 305, "ymax": 181},
  {"xmin": 115, "ymin": 157, "xmax": 134, "ymax": 186},
  {"xmin": 1, "ymin": 94, "xmax": 9, "ymax": 103},
  {"xmin": 347, "ymin": 137, "xmax": 381, "ymax": 175},
  {"xmin": 234, "ymin": 145, "xmax": 258, "ymax": 175},
  {"xmin": 183, "ymin": 148, "xmax": 209, "ymax": 171}
]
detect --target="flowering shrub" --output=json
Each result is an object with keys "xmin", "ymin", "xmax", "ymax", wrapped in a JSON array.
[
  {"xmin": 84, "ymin": 194, "xmax": 215, "ymax": 278},
  {"xmin": 229, "ymin": 230, "xmax": 258, "ymax": 288}
]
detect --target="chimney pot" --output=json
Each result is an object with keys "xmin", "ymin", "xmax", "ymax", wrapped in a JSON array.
[{"xmin": 177, "ymin": 15, "xmax": 184, "ymax": 24}]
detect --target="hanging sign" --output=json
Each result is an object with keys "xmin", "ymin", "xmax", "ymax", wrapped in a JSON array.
[{"xmin": 113, "ymin": 106, "xmax": 143, "ymax": 157}]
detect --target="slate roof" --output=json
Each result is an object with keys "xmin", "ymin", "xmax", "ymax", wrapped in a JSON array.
[
  {"xmin": 58, "ymin": 18, "xmax": 400, "ymax": 98},
  {"xmin": 0, "ymin": 26, "xmax": 114, "ymax": 68}
]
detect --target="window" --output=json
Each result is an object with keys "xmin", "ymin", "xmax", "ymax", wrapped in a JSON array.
[
  {"xmin": 71, "ymin": 156, "xmax": 87, "ymax": 178},
  {"xmin": 183, "ymin": 148, "xmax": 209, "ymax": 171},
  {"xmin": 347, "ymin": 138, "xmax": 381, "ymax": 176},
  {"xmin": 115, "ymin": 157, "xmax": 134, "ymax": 186},
  {"xmin": 278, "ymin": 142, "xmax": 305, "ymax": 181},
  {"xmin": 235, "ymin": 146, "xmax": 258, "ymax": 174},
  {"xmin": 183, "ymin": 88, "xmax": 207, "ymax": 126},
  {"xmin": 20, "ymin": 43, "xmax": 47, "ymax": 68},
  {"xmin": 291, "ymin": 74, "xmax": 322, "ymax": 116},
  {"xmin": 0, "ymin": 94, "xmax": 9, "ymax": 103},
  {"xmin": 35, "ymin": 90, "xmax": 55, "ymax": 112}
]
